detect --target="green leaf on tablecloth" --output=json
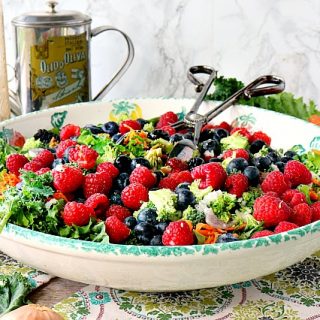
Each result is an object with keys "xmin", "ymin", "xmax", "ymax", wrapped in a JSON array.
[{"xmin": 0, "ymin": 272, "xmax": 32, "ymax": 315}]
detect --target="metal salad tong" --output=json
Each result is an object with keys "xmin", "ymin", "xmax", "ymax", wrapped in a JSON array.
[{"xmin": 169, "ymin": 65, "xmax": 285, "ymax": 161}]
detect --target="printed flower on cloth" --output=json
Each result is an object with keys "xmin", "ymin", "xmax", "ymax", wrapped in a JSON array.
[
  {"xmin": 0, "ymin": 251, "xmax": 53, "ymax": 289},
  {"xmin": 53, "ymin": 252, "xmax": 320, "ymax": 320}
]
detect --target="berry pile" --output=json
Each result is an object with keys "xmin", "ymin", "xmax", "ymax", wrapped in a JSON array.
[{"xmin": 1, "ymin": 111, "xmax": 320, "ymax": 247}]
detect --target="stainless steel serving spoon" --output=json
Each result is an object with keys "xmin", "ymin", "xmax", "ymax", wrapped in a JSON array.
[{"xmin": 169, "ymin": 66, "xmax": 285, "ymax": 161}]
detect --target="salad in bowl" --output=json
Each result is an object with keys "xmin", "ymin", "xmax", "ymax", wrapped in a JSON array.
[{"xmin": 0, "ymin": 96, "xmax": 319, "ymax": 291}]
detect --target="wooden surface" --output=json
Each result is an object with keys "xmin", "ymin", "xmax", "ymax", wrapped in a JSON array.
[{"xmin": 29, "ymin": 278, "xmax": 86, "ymax": 308}]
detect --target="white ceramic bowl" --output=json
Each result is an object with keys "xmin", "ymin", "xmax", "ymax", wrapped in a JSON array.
[{"xmin": 0, "ymin": 98, "xmax": 319, "ymax": 292}]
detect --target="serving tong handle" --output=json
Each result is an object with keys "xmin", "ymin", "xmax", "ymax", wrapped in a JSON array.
[{"xmin": 189, "ymin": 74, "xmax": 285, "ymax": 146}]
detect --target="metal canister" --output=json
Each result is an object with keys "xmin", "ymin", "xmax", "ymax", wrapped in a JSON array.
[{"xmin": 11, "ymin": 1, "xmax": 134, "ymax": 114}]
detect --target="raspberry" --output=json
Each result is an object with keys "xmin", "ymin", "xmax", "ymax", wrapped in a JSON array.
[
  {"xmin": 290, "ymin": 203, "xmax": 312, "ymax": 226},
  {"xmin": 222, "ymin": 149, "xmax": 249, "ymax": 161},
  {"xmin": 60, "ymin": 124, "xmax": 81, "ymax": 141},
  {"xmin": 249, "ymin": 131, "xmax": 271, "ymax": 145},
  {"xmin": 162, "ymin": 221, "xmax": 194, "ymax": 246},
  {"xmin": 33, "ymin": 149, "xmax": 54, "ymax": 167},
  {"xmin": 62, "ymin": 201, "xmax": 93, "ymax": 226},
  {"xmin": 9, "ymin": 131, "xmax": 25, "ymax": 148},
  {"xmin": 156, "ymin": 111, "xmax": 178, "ymax": 129},
  {"xmin": 106, "ymin": 204, "xmax": 132, "ymax": 221},
  {"xmin": 23, "ymin": 160, "xmax": 43, "ymax": 172},
  {"xmin": 261, "ymin": 171, "xmax": 291, "ymax": 196},
  {"xmin": 225, "ymin": 173, "xmax": 249, "ymax": 197},
  {"xmin": 36, "ymin": 167, "xmax": 51, "ymax": 175},
  {"xmin": 83, "ymin": 172, "xmax": 112, "ymax": 199},
  {"xmin": 281, "ymin": 189, "xmax": 306, "ymax": 207},
  {"xmin": 6, "ymin": 154, "xmax": 29, "ymax": 175},
  {"xmin": 274, "ymin": 221, "xmax": 299, "ymax": 233},
  {"xmin": 56, "ymin": 139, "xmax": 77, "ymax": 158},
  {"xmin": 118, "ymin": 120, "xmax": 141, "ymax": 135},
  {"xmin": 191, "ymin": 163, "xmax": 227, "ymax": 189},
  {"xmin": 251, "ymin": 230, "xmax": 274, "ymax": 238},
  {"xmin": 69, "ymin": 145, "xmax": 98, "ymax": 170},
  {"xmin": 230, "ymin": 127, "xmax": 251, "ymax": 139},
  {"xmin": 311, "ymin": 202, "xmax": 320, "ymax": 222},
  {"xmin": 96, "ymin": 162, "xmax": 119, "ymax": 179},
  {"xmin": 121, "ymin": 183, "xmax": 149, "ymax": 210},
  {"xmin": 129, "ymin": 166, "xmax": 156, "ymax": 189},
  {"xmin": 253, "ymin": 195, "xmax": 291, "ymax": 228},
  {"xmin": 217, "ymin": 121, "xmax": 232, "ymax": 132},
  {"xmin": 52, "ymin": 165, "xmax": 83, "ymax": 194},
  {"xmin": 105, "ymin": 215, "xmax": 131, "ymax": 243},
  {"xmin": 85, "ymin": 193, "xmax": 110, "ymax": 218},
  {"xmin": 284, "ymin": 160, "xmax": 312, "ymax": 187},
  {"xmin": 169, "ymin": 170, "xmax": 193, "ymax": 185},
  {"xmin": 166, "ymin": 157, "xmax": 188, "ymax": 173},
  {"xmin": 161, "ymin": 125, "xmax": 176, "ymax": 136},
  {"xmin": 158, "ymin": 177, "xmax": 180, "ymax": 191}
]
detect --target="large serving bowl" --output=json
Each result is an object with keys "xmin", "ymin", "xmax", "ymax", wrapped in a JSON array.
[{"xmin": 0, "ymin": 98, "xmax": 319, "ymax": 292}]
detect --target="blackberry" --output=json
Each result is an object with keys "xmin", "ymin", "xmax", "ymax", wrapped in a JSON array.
[{"xmin": 33, "ymin": 129, "xmax": 60, "ymax": 144}]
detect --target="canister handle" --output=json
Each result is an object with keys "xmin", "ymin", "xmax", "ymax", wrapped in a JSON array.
[{"xmin": 91, "ymin": 26, "xmax": 134, "ymax": 101}]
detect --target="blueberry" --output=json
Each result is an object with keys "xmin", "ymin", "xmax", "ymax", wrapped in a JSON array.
[
  {"xmin": 275, "ymin": 161, "xmax": 285, "ymax": 173},
  {"xmin": 199, "ymin": 129, "xmax": 215, "ymax": 142},
  {"xmin": 155, "ymin": 221, "xmax": 169, "ymax": 234},
  {"xmin": 130, "ymin": 157, "xmax": 151, "ymax": 171},
  {"xmin": 109, "ymin": 191, "xmax": 123, "ymax": 205},
  {"xmin": 200, "ymin": 138, "xmax": 221, "ymax": 157},
  {"xmin": 226, "ymin": 158, "xmax": 249, "ymax": 174},
  {"xmin": 170, "ymin": 133, "xmax": 184, "ymax": 143},
  {"xmin": 154, "ymin": 171, "xmax": 165, "ymax": 184},
  {"xmin": 209, "ymin": 158, "xmax": 223, "ymax": 163},
  {"xmin": 114, "ymin": 155, "xmax": 132, "ymax": 173},
  {"xmin": 102, "ymin": 121, "xmax": 119, "ymax": 136},
  {"xmin": 134, "ymin": 222, "xmax": 155, "ymax": 239},
  {"xmin": 84, "ymin": 124, "xmax": 104, "ymax": 134},
  {"xmin": 52, "ymin": 158, "xmax": 65, "ymax": 168},
  {"xmin": 124, "ymin": 216, "xmax": 137, "ymax": 230},
  {"xmin": 136, "ymin": 234, "xmax": 152, "ymax": 245},
  {"xmin": 113, "ymin": 172, "xmax": 130, "ymax": 191},
  {"xmin": 243, "ymin": 166, "xmax": 260, "ymax": 186},
  {"xmin": 280, "ymin": 156, "xmax": 291, "ymax": 164},
  {"xmin": 63, "ymin": 146, "xmax": 74, "ymax": 162},
  {"xmin": 284, "ymin": 150, "xmax": 298, "ymax": 159},
  {"xmin": 150, "ymin": 235, "xmax": 163, "ymax": 246},
  {"xmin": 148, "ymin": 129, "xmax": 170, "ymax": 141},
  {"xmin": 175, "ymin": 182, "xmax": 191, "ymax": 193},
  {"xmin": 136, "ymin": 118, "xmax": 147, "ymax": 128},
  {"xmin": 137, "ymin": 208, "xmax": 158, "ymax": 225},
  {"xmin": 254, "ymin": 156, "xmax": 272, "ymax": 171},
  {"xmin": 249, "ymin": 140, "xmax": 266, "ymax": 154},
  {"xmin": 216, "ymin": 233, "xmax": 238, "ymax": 243},
  {"xmin": 176, "ymin": 189, "xmax": 196, "ymax": 211},
  {"xmin": 212, "ymin": 128, "xmax": 229, "ymax": 141},
  {"xmin": 188, "ymin": 157, "xmax": 204, "ymax": 170},
  {"xmin": 111, "ymin": 133, "xmax": 123, "ymax": 143},
  {"xmin": 267, "ymin": 151, "xmax": 280, "ymax": 163}
]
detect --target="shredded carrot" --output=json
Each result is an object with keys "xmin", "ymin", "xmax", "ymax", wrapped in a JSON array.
[
  {"xmin": 124, "ymin": 130, "xmax": 148, "ymax": 148},
  {"xmin": 185, "ymin": 220, "xmax": 193, "ymax": 231},
  {"xmin": 0, "ymin": 171, "xmax": 20, "ymax": 197},
  {"xmin": 312, "ymin": 177, "xmax": 320, "ymax": 186},
  {"xmin": 195, "ymin": 223, "xmax": 225, "ymax": 244},
  {"xmin": 53, "ymin": 192, "xmax": 69, "ymax": 202},
  {"xmin": 312, "ymin": 149, "xmax": 320, "ymax": 156},
  {"xmin": 309, "ymin": 190, "xmax": 319, "ymax": 201}
]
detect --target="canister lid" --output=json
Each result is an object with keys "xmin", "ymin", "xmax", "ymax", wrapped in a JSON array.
[{"xmin": 12, "ymin": 1, "xmax": 91, "ymax": 27}]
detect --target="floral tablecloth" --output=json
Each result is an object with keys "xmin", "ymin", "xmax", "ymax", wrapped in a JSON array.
[{"xmin": 0, "ymin": 251, "xmax": 319, "ymax": 320}]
